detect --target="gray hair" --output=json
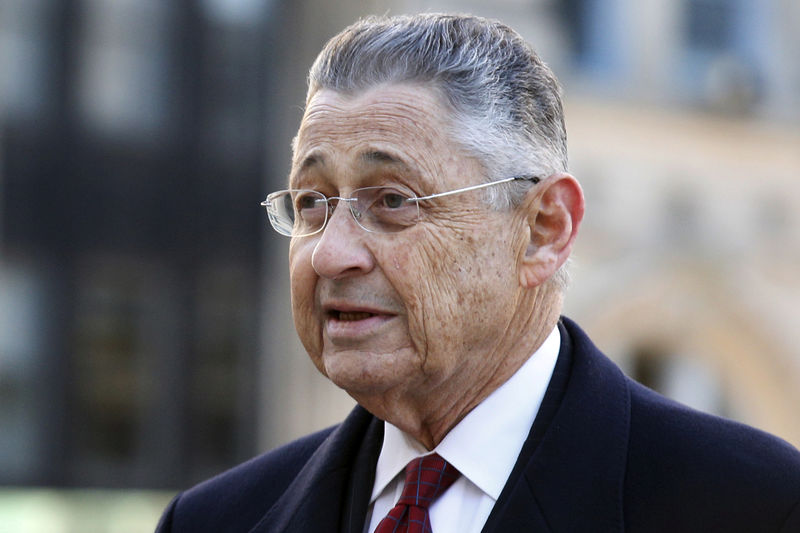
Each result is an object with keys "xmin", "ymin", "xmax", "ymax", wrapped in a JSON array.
[
  {"xmin": 306, "ymin": 13, "xmax": 571, "ymax": 290},
  {"xmin": 306, "ymin": 13, "xmax": 568, "ymax": 209}
]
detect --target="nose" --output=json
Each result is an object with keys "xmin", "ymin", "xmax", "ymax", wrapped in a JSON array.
[{"xmin": 311, "ymin": 200, "xmax": 375, "ymax": 279}]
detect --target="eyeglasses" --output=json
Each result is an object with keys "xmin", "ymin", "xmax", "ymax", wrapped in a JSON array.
[{"xmin": 261, "ymin": 175, "xmax": 540, "ymax": 237}]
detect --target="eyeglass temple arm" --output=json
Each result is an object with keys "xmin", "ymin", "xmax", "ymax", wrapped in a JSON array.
[
  {"xmin": 259, "ymin": 175, "xmax": 541, "ymax": 205},
  {"xmin": 412, "ymin": 175, "xmax": 541, "ymax": 202}
]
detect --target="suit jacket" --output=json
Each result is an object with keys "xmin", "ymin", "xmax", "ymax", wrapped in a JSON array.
[{"xmin": 156, "ymin": 318, "xmax": 800, "ymax": 532}]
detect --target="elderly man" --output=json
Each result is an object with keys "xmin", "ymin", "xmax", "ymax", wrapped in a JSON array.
[{"xmin": 157, "ymin": 13, "xmax": 800, "ymax": 533}]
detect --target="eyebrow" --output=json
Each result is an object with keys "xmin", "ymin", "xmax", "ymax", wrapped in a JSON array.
[
  {"xmin": 359, "ymin": 150, "xmax": 413, "ymax": 174},
  {"xmin": 362, "ymin": 150, "xmax": 399, "ymax": 164},
  {"xmin": 292, "ymin": 149, "xmax": 413, "ymax": 186},
  {"xmin": 298, "ymin": 153, "xmax": 322, "ymax": 172}
]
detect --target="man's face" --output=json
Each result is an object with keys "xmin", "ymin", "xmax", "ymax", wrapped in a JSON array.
[{"xmin": 288, "ymin": 83, "xmax": 531, "ymax": 411}]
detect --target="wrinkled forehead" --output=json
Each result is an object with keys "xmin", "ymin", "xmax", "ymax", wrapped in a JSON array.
[
  {"xmin": 291, "ymin": 84, "xmax": 455, "ymax": 160},
  {"xmin": 290, "ymin": 83, "xmax": 465, "ymax": 186}
]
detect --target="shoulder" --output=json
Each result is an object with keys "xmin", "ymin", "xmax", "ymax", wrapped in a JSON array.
[
  {"xmin": 562, "ymin": 316, "xmax": 800, "ymax": 487},
  {"xmin": 627, "ymin": 377, "xmax": 800, "ymax": 477},
  {"xmin": 625, "ymin": 378, "xmax": 800, "ymax": 531},
  {"xmin": 188, "ymin": 425, "xmax": 336, "ymax": 503},
  {"xmin": 560, "ymin": 317, "xmax": 800, "ymax": 530},
  {"xmin": 156, "ymin": 426, "xmax": 336, "ymax": 533}
]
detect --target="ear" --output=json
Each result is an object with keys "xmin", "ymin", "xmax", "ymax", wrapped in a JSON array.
[{"xmin": 519, "ymin": 173, "xmax": 584, "ymax": 288}]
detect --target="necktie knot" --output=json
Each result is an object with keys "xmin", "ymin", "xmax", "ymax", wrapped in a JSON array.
[
  {"xmin": 374, "ymin": 453, "xmax": 460, "ymax": 533},
  {"xmin": 397, "ymin": 454, "xmax": 460, "ymax": 509}
]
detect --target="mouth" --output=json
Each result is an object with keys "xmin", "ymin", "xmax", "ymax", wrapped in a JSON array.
[
  {"xmin": 330, "ymin": 310, "xmax": 376, "ymax": 322},
  {"xmin": 323, "ymin": 305, "xmax": 395, "ymax": 341}
]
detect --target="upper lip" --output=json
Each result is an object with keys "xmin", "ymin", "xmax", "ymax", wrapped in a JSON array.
[{"xmin": 321, "ymin": 301, "xmax": 396, "ymax": 317}]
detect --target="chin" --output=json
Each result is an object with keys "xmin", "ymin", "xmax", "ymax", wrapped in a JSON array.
[{"xmin": 322, "ymin": 352, "xmax": 403, "ymax": 395}]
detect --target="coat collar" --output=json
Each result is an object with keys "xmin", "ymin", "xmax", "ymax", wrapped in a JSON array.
[
  {"xmin": 248, "ymin": 406, "xmax": 381, "ymax": 533},
  {"xmin": 483, "ymin": 317, "xmax": 631, "ymax": 532}
]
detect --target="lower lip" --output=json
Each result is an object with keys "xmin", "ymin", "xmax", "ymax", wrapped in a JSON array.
[{"xmin": 325, "ymin": 313, "xmax": 394, "ymax": 340}]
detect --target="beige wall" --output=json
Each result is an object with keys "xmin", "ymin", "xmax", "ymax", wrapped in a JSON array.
[{"xmin": 564, "ymin": 97, "xmax": 800, "ymax": 446}]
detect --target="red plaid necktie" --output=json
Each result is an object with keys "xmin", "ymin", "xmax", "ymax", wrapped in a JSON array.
[{"xmin": 374, "ymin": 453, "xmax": 461, "ymax": 533}]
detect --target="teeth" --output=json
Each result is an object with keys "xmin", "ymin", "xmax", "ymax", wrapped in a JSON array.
[{"xmin": 338, "ymin": 311, "xmax": 373, "ymax": 321}]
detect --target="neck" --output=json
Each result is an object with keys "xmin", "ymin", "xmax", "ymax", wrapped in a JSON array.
[{"xmin": 356, "ymin": 289, "xmax": 563, "ymax": 450}]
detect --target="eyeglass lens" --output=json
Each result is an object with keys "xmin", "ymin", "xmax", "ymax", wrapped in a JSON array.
[{"xmin": 267, "ymin": 187, "xmax": 420, "ymax": 236}]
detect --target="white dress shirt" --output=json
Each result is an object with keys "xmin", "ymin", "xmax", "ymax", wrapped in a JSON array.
[{"xmin": 364, "ymin": 326, "xmax": 561, "ymax": 533}]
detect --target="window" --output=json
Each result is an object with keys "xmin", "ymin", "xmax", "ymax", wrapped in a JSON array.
[
  {"xmin": 0, "ymin": 0, "xmax": 54, "ymax": 121},
  {"xmin": 75, "ymin": 0, "xmax": 171, "ymax": 141},
  {"xmin": 685, "ymin": 0, "xmax": 736, "ymax": 52}
]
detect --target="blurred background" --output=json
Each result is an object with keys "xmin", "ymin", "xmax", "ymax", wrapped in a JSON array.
[{"xmin": 0, "ymin": 0, "xmax": 798, "ymax": 530}]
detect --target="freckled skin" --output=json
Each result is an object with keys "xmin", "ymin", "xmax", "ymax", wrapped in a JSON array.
[{"xmin": 288, "ymin": 83, "xmax": 563, "ymax": 448}]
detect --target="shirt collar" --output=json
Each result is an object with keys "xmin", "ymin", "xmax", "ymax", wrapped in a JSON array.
[{"xmin": 370, "ymin": 326, "xmax": 561, "ymax": 502}]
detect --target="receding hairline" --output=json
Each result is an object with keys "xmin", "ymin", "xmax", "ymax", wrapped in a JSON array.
[{"xmin": 293, "ymin": 80, "xmax": 465, "ymax": 159}]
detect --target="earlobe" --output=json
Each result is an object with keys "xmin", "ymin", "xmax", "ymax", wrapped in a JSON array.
[{"xmin": 518, "ymin": 173, "xmax": 584, "ymax": 288}]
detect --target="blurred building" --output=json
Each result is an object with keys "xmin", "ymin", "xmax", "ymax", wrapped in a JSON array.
[
  {"xmin": 551, "ymin": 0, "xmax": 800, "ymax": 446},
  {"xmin": 0, "ymin": 0, "xmax": 276, "ymax": 489},
  {"xmin": 0, "ymin": 0, "xmax": 798, "ymax": 502}
]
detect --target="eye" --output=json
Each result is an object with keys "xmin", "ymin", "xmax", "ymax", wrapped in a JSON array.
[
  {"xmin": 352, "ymin": 186, "xmax": 419, "ymax": 231},
  {"xmin": 378, "ymin": 190, "xmax": 409, "ymax": 209},
  {"xmin": 295, "ymin": 191, "xmax": 323, "ymax": 211}
]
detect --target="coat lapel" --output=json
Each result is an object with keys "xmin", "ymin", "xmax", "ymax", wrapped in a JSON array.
[
  {"xmin": 248, "ymin": 406, "xmax": 381, "ymax": 533},
  {"xmin": 340, "ymin": 417, "xmax": 383, "ymax": 533},
  {"xmin": 483, "ymin": 318, "xmax": 631, "ymax": 532}
]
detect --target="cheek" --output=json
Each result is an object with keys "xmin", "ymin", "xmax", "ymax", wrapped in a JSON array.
[
  {"xmin": 396, "ymin": 236, "xmax": 479, "ymax": 331},
  {"xmin": 398, "ymin": 231, "xmax": 518, "ymax": 347},
  {"xmin": 289, "ymin": 243, "xmax": 323, "ymax": 357}
]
